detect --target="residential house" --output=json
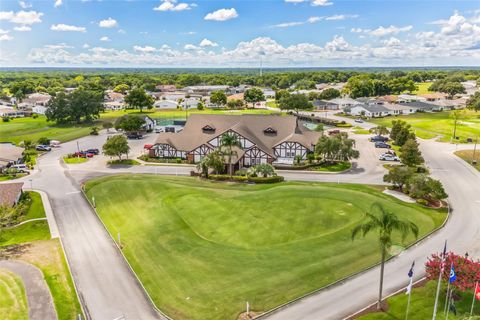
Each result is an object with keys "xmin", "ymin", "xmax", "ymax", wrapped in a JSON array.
[
  {"xmin": 183, "ymin": 85, "xmax": 229, "ymax": 96},
  {"xmin": 104, "ymin": 101, "xmax": 125, "ymax": 111},
  {"xmin": 151, "ymin": 114, "xmax": 321, "ymax": 167},
  {"xmin": 419, "ymin": 93, "xmax": 447, "ymax": 102},
  {"xmin": 262, "ymin": 88, "xmax": 276, "ymax": 99},
  {"xmin": 398, "ymin": 94, "xmax": 427, "ymax": 102},
  {"xmin": 155, "ymin": 84, "xmax": 177, "ymax": 92},
  {"xmin": 154, "ymin": 100, "xmax": 178, "ymax": 109},
  {"xmin": 32, "ymin": 105, "xmax": 48, "ymax": 115},
  {"xmin": 143, "ymin": 116, "xmax": 156, "ymax": 132},
  {"xmin": 104, "ymin": 90, "xmax": 125, "ymax": 103},
  {"xmin": 227, "ymin": 93, "xmax": 244, "ymax": 102},
  {"xmin": 0, "ymin": 107, "xmax": 26, "ymax": 118},
  {"xmin": 312, "ymin": 100, "xmax": 340, "ymax": 110},
  {"xmin": 329, "ymin": 97, "xmax": 362, "ymax": 109},
  {"xmin": 0, "ymin": 143, "xmax": 24, "ymax": 171},
  {"xmin": 345, "ymin": 104, "xmax": 392, "ymax": 118},
  {"xmin": 382, "ymin": 103, "xmax": 416, "ymax": 115},
  {"xmin": 399, "ymin": 101, "xmax": 443, "ymax": 112},
  {"xmin": 18, "ymin": 93, "xmax": 51, "ymax": 111},
  {"xmin": 0, "ymin": 182, "xmax": 24, "ymax": 207}
]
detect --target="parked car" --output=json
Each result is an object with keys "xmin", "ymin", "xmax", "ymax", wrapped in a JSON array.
[
  {"xmin": 328, "ymin": 129, "xmax": 341, "ymax": 136},
  {"xmin": 370, "ymin": 135, "xmax": 389, "ymax": 142},
  {"xmin": 36, "ymin": 144, "xmax": 51, "ymax": 151},
  {"xmin": 73, "ymin": 151, "xmax": 94, "ymax": 158},
  {"xmin": 50, "ymin": 140, "xmax": 61, "ymax": 148},
  {"xmin": 379, "ymin": 154, "xmax": 400, "ymax": 161},
  {"xmin": 354, "ymin": 118, "xmax": 364, "ymax": 123},
  {"xmin": 127, "ymin": 133, "xmax": 143, "ymax": 139},
  {"xmin": 85, "ymin": 148, "xmax": 99, "ymax": 155},
  {"xmin": 375, "ymin": 142, "xmax": 391, "ymax": 149},
  {"xmin": 11, "ymin": 164, "xmax": 29, "ymax": 172}
]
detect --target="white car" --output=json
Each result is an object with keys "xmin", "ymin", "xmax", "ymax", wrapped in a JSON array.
[
  {"xmin": 379, "ymin": 154, "xmax": 400, "ymax": 162},
  {"xmin": 11, "ymin": 164, "xmax": 29, "ymax": 172}
]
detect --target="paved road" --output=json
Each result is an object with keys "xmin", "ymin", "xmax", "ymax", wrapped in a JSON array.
[
  {"xmin": 0, "ymin": 260, "xmax": 57, "ymax": 320},
  {"xmin": 261, "ymin": 115, "xmax": 480, "ymax": 320},
  {"xmin": 26, "ymin": 131, "xmax": 164, "ymax": 320}
]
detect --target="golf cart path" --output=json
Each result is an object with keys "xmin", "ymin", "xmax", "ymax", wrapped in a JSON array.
[{"xmin": 0, "ymin": 260, "xmax": 57, "ymax": 320}]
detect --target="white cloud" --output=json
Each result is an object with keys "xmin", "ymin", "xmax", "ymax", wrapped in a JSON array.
[
  {"xmin": 184, "ymin": 44, "xmax": 198, "ymax": 50},
  {"xmin": 369, "ymin": 25, "xmax": 413, "ymax": 36},
  {"xmin": 180, "ymin": 31, "xmax": 196, "ymax": 35},
  {"xmin": 54, "ymin": 0, "xmax": 62, "ymax": 8},
  {"xmin": 199, "ymin": 38, "xmax": 218, "ymax": 47},
  {"xmin": 311, "ymin": 0, "xmax": 333, "ymax": 6},
  {"xmin": 14, "ymin": 25, "xmax": 31, "ymax": 31},
  {"xmin": 99, "ymin": 17, "xmax": 118, "ymax": 28},
  {"xmin": 19, "ymin": 1, "xmax": 32, "ymax": 9},
  {"xmin": 383, "ymin": 37, "xmax": 401, "ymax": 47},
  {"xmin": 0, "ymin": 29, "xmax": 9, "ymax": 34},
  {"xmin": 154, "ymin": 0, "xmax": 192, "ymax": 12},
  {"xmin": 83, "ymin": 43, "xmax": 90, "ymax": 48},
  {"xmin": 204, "ymin": 8, "xmax": 238, "ymax": 21},
  {"xmin": 51, "ymin": 24, "xmax": 86, "ymax": 32},
  {"xmin": 118, "ymin": 29, "xmax": 126, "ymax": 34},
  {"xmin": 272, "ymin": 16, "xmax": 321, "ymax": 28},
  {"xmin": 133, "ymin": 45, "xmax": 156, "ymax": 53},
  {"xmin": 100, "ymin": 36, "xmax": 110, "ymax": 41},
  {"xmin": 0, "ymin": 10, "xmax": 43, "ymax": 25},
  {"xmin": 325, "ymin": 14, "xmax": 358, "ymax": 21},
  {"xmin": 0, "ymin": 34, "xmax": 14, "ymax": 41},
  {"xmin": 351, "ymin": 27, "xmax": 363, "ymax": 33}
]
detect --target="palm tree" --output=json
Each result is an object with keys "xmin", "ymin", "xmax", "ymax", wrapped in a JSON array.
[
  {"xmin": 196, "ymin": 150, "xmax": 224, "ymax": 178},
  {"xmin": 351, "ymin": 203, "xmax": 419, "ymax": 310},
  {"xmin": 220, "ymin": 133, "xmax": 242, "ymax": 176},
  {"xmin": 372, "ymin": 125, "xmax": 389, "ymax": 137}
]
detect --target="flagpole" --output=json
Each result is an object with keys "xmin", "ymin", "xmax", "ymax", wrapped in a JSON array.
[
  {"xmin": 432, "ymin": 240, "xmax": 447, "ymax": 320},
  {"xmin": 443, "ymin": 262, "xmax": 453, "ymax": 314},
  {"xmin": 405, "ymin": 286, "xmax": 412, "ymax": 320},
  {"xmin": 405, "ymin": 261, "xmax": 415, "ymax": 320},
  {"xmin": 470, "ymin": 282, "xmax": 478, "ymax": 318},
  {"xmin": 445, "ymin": 288, "xmax": 453, "ymax": 320}
]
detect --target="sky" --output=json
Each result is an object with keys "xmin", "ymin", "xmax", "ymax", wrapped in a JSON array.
[{"xmin": 0, "ymin": 0, "xmax": 480, "ymax": 67}]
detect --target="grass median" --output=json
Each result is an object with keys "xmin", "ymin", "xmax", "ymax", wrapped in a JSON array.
[{"xmin": 85, "ymin": 175, "xmax": 447, "ymax": 320}]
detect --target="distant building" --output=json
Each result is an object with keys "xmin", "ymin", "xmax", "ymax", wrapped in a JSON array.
[
  {"xmin": 18, "ymin": 93, "xmax": 51, "ymax": 111},
  {"xmin": 154, "ymin": 100, "xmax": 178, "ymax": 109},
  {"xmin": 0, "ymin": 143, "xmax": 24, "ymax": 171},
  {"xmin": 183, "ymin": 85, "xmax": 230, "ymax": 96},
  {"xmin": 312, "ymin": 100, "xmax": 340, "ymax": 110},
  {"xmin": 155, "ymin": 84, "xmax": 177, "ymax": 92},
  {"xmin": 0, "ymin": 182, "xmax": 24, "ymax": 207},
  {"xmin": 104, "ymin": 101, "xmax": 125, "ymax": 110},
  {"xmin": 0, "ymin": 107, "xmax": 25, "ymax": 118},
  {"xmin": 345, "ymin": 104, "xmax": 391, "ymax": 117},
  {"xmin": 262, "ymin": 88, "xmax": 276, "ymax": 99},
  {"xmin": 329, "ymin": 97, "xmax": 362, "ymax": 109}
]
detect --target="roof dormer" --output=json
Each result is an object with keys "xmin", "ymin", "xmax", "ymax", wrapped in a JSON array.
[
  {"xmin": 263, "ymin": 127, "xmax": 277, "ymax": 135},
  {"xmin": 202, "ymin": 125, "xmax": 216, "ymax": 133}
]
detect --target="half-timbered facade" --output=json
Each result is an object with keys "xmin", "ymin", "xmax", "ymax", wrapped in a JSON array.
[{"xmin": 152, "ymin": 114, "xmax": 321, "ymax": 166}]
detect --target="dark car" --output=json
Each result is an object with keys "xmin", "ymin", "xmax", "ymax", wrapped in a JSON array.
[
  {"xmin": 73, "ymin": 151, "xmax": 94, "ymax": 158},
  {"xmin": 375, "ymin": 142, "xmax": 391, "ymax": 149},
  {"xmin": 127, "ymin": 133, "xmax": 143, "ymax": 139},
  {"xmin": 370, "ymin": 135, "xmax": 389, "ymax": 142},
  {"xmin": 85, "ymin": 148, "xmax": 99, "ymax": 155},
  {"xmin": 36, "ymin": 144, "xmax": 52, "ymax": 151}
]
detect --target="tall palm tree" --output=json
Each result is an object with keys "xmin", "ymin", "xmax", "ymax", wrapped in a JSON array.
[
  {"xmin": 351, "ymin": 203, "xmax": 419, "ymax": 310},
  {"xmin": 220, "ymin": 133, "xmax": 242, "ymax": 176}
]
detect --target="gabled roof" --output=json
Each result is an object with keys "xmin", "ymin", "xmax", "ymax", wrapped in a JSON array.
[
  {"xmin": 0, "ymin": 182, "xmax": 23, "ymax": 207},
  {"xmin": 154, "ymin": 114, "xmax": 321, "ymax": 157},
  {"xmin": 400, "ymin": 101, "xmax": 439, "ymax": 111}
]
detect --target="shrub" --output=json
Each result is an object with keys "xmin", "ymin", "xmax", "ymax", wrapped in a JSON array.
[
  {"xmin": 37, "ymin": 137, "xmax": 50, "ymax": 145},
  {"xmin": 234, "ymin": 169, "xmax": 248, "ymax": 176},
  {"xmin": 416, "ymin": 199, "xmax": 429, "ymax": 206},
  {"xmin": 32, "ymin": 114, "xmax": 38, "ymax": 119},
  {"xmin": 248, "ymin": 176, "xmax": 284, "ymax": 184},
  {"xmin": 2, "ymin": 116, "xmax": 10, "ymax": 122},
  {"xmin": 176, "ymin": 158, "xmax": 182, "ymax": 163}
]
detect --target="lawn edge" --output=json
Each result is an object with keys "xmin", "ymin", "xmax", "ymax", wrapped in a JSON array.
[
  {"xmin": 253, "ymin": 201, "xmax": 451, "ymax": 320},
  {"xmin": 79, "ymin": 187, "xmax": 173, "ymax": 320}
]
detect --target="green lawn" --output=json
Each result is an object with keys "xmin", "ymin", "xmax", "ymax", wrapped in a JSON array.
[
  {"xmin": 309, "ymin": 161, "xmax": 352, "ymax": 172},
  {"xmin": 370, "ymin": 110, "xmax": 480, "ymax": 143},
  {"xmin": 411, "ymin": 82, "xmax": 433, "ymax": 95},
  {"xmin": 0, "ymin": 268, "xmax": 28, "ymax": 320},
  {"xmin": 454, "ymin": 149, "xmax": 480, "ymax": 172},
  {"xmin": 85, "ymin": 175, "xmax": 446, "ymax": 320},
  {"xmin": 353, "ymin": 126, "xmax": 371, "ymax": 134},
  {"xmin": 0, "ymin": 173, "xmax": 28, "ymax": 181},
  {"xmin": 63, "ymin": 156, "xmax": 88, "ymax": 164},
  {"xmin": 359, "ymin": 281, "xmax": 479, "ymax": 319},
  {"xmin": 107, "ymin": 159, "xmax": 140, "ymax": 166}
]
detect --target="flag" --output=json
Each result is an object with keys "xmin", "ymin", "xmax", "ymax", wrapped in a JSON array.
[
  {"xmin": 449, "ymin": 265, "xmax": 456, "ymax": 283},
  {"xmin": 476, "ymin": 283, "xmax": 480, "ymax": 301},
  {"xmin": 440, "ymin": 241, "xmax": 447, "ymax": 272},
  {"xmin": 406, "ymin": 261, "xmax": 415, "ymax": 294}
]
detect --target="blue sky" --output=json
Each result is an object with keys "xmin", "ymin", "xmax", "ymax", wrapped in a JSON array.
[{"xmin": 1, "ymin": 0, "xmax": 480, "ymax": 67}]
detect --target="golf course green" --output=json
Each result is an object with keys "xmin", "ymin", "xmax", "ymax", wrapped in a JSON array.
[{"xmin": 85, "ymin": 175, "xmax": 447, "ymax": 320}]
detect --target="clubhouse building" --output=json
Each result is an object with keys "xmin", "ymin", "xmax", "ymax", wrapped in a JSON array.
[{"xmin": 150, "ymin": 114, "xmax": 321, "ymax": 167}]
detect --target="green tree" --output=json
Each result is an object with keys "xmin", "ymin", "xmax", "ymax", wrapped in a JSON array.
[
  {"xmin": 113, "ymin": 84, "xmax": 130, "ymax": 94},
  {"xmin": 220, "ymin": 133, "xmax": 242, "ymax": 176},
  {"xmin": 351, "ymin": 203, "xmax": 418, "ymax": 310},
  {"xmin": 372, "ymin": 125, "xmax": 389, "ymax": 137},
  {"xmin": 278, "ymin": 94, "xmax": 313, "ymax": 113},
  {"xmin": 115, "ymin": 115, "xmax": 145, "ymax": 133},
  {"xmin": 197, "ymin": 150, "xmax": 224, "ymax": 178},
  {"xmin": 102, "ymin": 135, "xmax": 130, "ymax": 160},
  {"xmin": 275, "ymin": 89, "xmax": 290, "ymax": 102},
  {"xmin": 407, "ymin": 174, "xmax": 447, "ymax": 201},
  {"xmin": 124, "ymin": 88, "xmax": 154, "ymax": 112},
  {"xmin": 251, "ymin": 163, "xmax": 276, "ymax": 177},
  {"xmin": 210, "ymin": 90, "xmax": 227, "ymax": 106},
  {"xmin": 383, "ymin": 166, "xmax": 413, "ymax": 190},
  {"xmin": 345, "ymin": 75, "xmax": 375, "ymax": 98},
  {"xmin": 226, "ymin": 99, "xmax": 244, "ymax": 109},
  {"xmin": 102, "ymin": 122, "xmax": 113, "ymax": 132},
  {"xmin": 45, "ymin": 92, "xmax": 70, "ymax": 124},
  {"xmin": 399, "ymin": 139, "xmax": 424, "ymax": 167},
  {"xmin": 68, "ymin": 87, "xmax": 104, "ymax": 123},
  {"xmin": 244, "ymin": 88, "xmax": 265, "ymax": 106},
  {"xmin": 430, "ymin": 80, "xmax": 466, "ymax": 99},
  {"xmin": 467, "ymin": 91, "xmax": 480, "ymax": 112},
  {"xmin": 315, "ymin": 133, "xmax": 359, "ymax": 162},
  {"xmin": 318, "ymin": 88, "xmax": 341, "ymax": 100}
]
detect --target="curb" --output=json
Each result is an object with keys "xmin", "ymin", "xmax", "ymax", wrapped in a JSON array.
[
  {"xmin": 253, "ymin": 201, "xmax": 451, "ymax": 320},
  {"xmin": 80, "ymin": 187, "xmax": 173, "ymax": 320}
]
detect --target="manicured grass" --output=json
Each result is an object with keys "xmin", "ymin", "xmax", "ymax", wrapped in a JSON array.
[
  {"xmin": 353, "ymin": 126, "xmax": 371, "ymax": 134},
  {"xmin": 63, "ymin": 156, "xmax": 88, "ymax": 164},
  {"xmin": 0, "ymin": 173, "xmax": 28, "ymax": 181},
  {"xmin": 359, "ymin": 280, "xmax": 479, "ymax": 319},
  {"xmin": 266, "ymin": 100, "xmax": 279, "ymax": 108},
  {"xmin": 309, "ymin": 161, "xmax": 352, "ymax": 172},
  {"xmin": 23, "ymin": 191, "xmax": 46, "ymax": 221},
  {"xmin": 107, "ymin": 159, "xmax": 140, "ymax": 166},
  {"xmin": 370, "ymin": 110, "xmax": 480, "ymax": 143},
  {"xmin": 85, "ymin": 175, "xmax": 446, "ymax": 320},
  {"xmin": 0, "ymin": 268, "xmax": 28, "ymax": 320},
  {"xmin": 411, "ymin": 82, "xmax": 433, "ymax": 95},
  {"xmin": 454, "ymin": 149, "xmax": 480, "ymax": 171}
]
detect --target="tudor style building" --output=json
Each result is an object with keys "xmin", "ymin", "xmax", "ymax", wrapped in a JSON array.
[{"xmin": 150, "ymin": 114, "xmax": 321, "ymax": 167}]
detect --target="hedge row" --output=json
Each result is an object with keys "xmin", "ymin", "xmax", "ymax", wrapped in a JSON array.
[{"xmin": 208, "ymin": 174, "xmax": 284, "ymax": 184}]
